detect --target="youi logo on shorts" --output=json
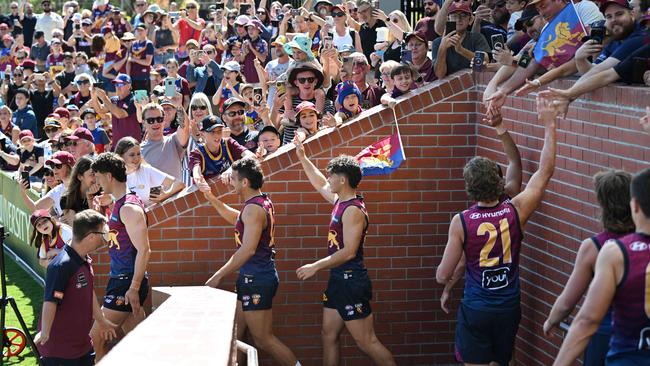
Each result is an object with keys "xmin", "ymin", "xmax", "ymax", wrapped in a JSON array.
[
  {"xmin": 482, "ymin": 267, "xmax": 510, "ymax": 290},
  {"xmin": 639, "ymin": 327, "xmax": 650, "ymax": 350}
]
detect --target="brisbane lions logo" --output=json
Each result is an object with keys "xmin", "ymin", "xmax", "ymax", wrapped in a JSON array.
[
  {"xmin": 106, "ymin": 230, "xmax": 120, "ymax": 250},
  {"xmin": 328, "ymin": 230, "xmax": 340, "ymax": 250},
  {"xmin": 235, "ymin": 230, "xmax": 242, "ymax": 248}
]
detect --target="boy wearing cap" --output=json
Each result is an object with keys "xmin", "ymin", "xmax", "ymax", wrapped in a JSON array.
[
  {"xmin": 189, "ymin": 115, "xmax": 254, "ymax": 181},
  {"xmin": 334, "ymin": 80, "xmax": 363, "ymax": 124},
  {"xmin": 81, "ymin": 109, "xmax": 110, "ymax": 154},
  {"xmin": 257, "ymin": 125, "xmax": 282, "ymax": 156},
  {"xmin": 46, "ymin": 38, "xmax": 64, "ymax": 74},
  {"xmin": 18, "ymin": 129, "xmax": 44, "ymax": 179},
  {"xmin": 431, "ymin": 1, "xmax": 490, "ymax": 79}
]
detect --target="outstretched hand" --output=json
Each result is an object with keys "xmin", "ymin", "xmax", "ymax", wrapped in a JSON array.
[{"xmin": 640, "ymin": 106, "xmax": 650, "ymax": 135}]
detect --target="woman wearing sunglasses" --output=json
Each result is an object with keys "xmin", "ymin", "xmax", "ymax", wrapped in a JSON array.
[{"xmin": 20, "ymin": 150, "xmax": 75, "ymax": 219}]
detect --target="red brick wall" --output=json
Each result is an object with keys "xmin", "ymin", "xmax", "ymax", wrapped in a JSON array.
[{"xmin": 91, "ymin": 70, "xmax": 650, "ymax": 365}]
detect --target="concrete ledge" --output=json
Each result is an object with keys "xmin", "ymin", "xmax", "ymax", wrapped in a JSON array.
[{"xmin": 98, "ymin": 286, "xmax": 238, "ymax": 366}]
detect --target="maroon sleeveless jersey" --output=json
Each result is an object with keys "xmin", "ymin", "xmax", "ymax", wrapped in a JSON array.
[
  {"xmin": 234, "ymin": 194, "xmax": 276, "ymax": 275},
  {"xmin": 328, "ymin": 196, "xmax": 368, "ymax": 274},
  {"xmin": 459, "ymin": 200, "xmax": 523, "ymax": 311},
  {"xmin": 609, "ymin": 232, "xmax": 650, "ymax": 356}
]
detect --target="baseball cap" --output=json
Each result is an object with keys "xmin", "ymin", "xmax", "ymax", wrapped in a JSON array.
[
  {"xmin": 404, "ymin": 30, "xmax": 427, "ymax": 44},
  {"xmin": 80, "ymin": 108, "xmax": 97, "ymax": 119},
  {"xmin": 259, "ymin": 125, "xmax": 280, "ymax": 138},
  {"xmin": 19, "ymin": 130, "xmax": 34, "ymax": 141},
  {"xmin": 448, "ymin": 2, "xmax": 472, "ymax": 14},
  {"xmin": 54, "ymin": 107, "xmax": 70, "ymax": 119},
  {"xmin": 272, "ymin": 35, "xmax": 288, "ymax": 47},
  {"xmin": 295, "ymin": 101, "xmax": 319, "ymax": 117},
  {"xmin": 234, "ymin": 15, "xmax": 251, "ymax": 25},
  {"xmin": 158, "ymin": 97, "xmax": 175, "ymax": 106},
  {"xmin": 246, "ymin": 19, "xmax": 264, "ymax": 31},
  {"xmin": 111, "ymin": 73, "xmax": 131, "ymax": 85},
  {"xmin": 599, "ymin": 0, "xmax": 631, "ymax": 12},
  {"xmin": 515, "ymin": 6, "xmax": 540, "ymax": 31},
  {"xmin": 30, "ymin": 210, "xmax": 51, "ymax": 227},
  {"xmin": 46, "ymin": 151, "xmax": 76, "ymax": 167},
  {"xmin": 222, "ymin": 97, "xmax": 247, "ymax": 112},
  {"xmin": 121, "ymin": 32, "xmax": 135, "ymax": 41},
  {"xmin": 222, "ymin": 61, "xmax": 241, "ymax": 72},
  {"xmin": 199, "ymin": 115, "xmax": 225, "ymax": 132},
  {"xmin": 44, "ymin": 118, "xmax": 62, "ymax": 129},
  {"xmin": 72, "ymin": 127, "xmax": 94, "ymax": 143},
  {"xmin": 339, "ymin": 44, "xmax": 356, "ymax": 54}
]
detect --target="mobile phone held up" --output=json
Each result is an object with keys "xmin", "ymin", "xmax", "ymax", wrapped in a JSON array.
[
  {"xmin": 164, "ymin": 77, "xmax": 176, "ymax": 98},
  {"xmin": 491, "ymin": 34, "xmax": 505, "ymax": 51},
  {"xmin": 21, "ymin": 171, "xmax": 30, "ymax": 189},
  {"xmin": 472, "ymin": 51, "xmax": 486, "ymax": 70},
  {"xmin": 446, "ymin": 21, "xmax": 456, "ymax": 35},
  {"xmin": 253, "ymin": 87, "xmax": 264, "ymax": 107}
]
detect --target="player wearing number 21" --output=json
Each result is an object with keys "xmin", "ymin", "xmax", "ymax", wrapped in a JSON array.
[
  {"xmin": 553, "ymin": 168, "xmax": 650, "ymax": 366},
  {"xmin": 436, "ymin": 93, "xmax": 558, "ymax": 366}
]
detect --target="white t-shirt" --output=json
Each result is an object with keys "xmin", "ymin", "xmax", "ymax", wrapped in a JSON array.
[
  {"xmin": 38, "ymin": 224, "xmax": 72, "ymax": 259},
  {"xmin": 507, "ymin": 11, "xmax": 522, "ymax": 42},
  {"xmin": 333, "ymin": 27, "xmax": 355, "ymax": 51},
  {"xmin": 264, "ymin": 58, "xmax": 290, "ymax": 109},
  {"xmin": 35, "ymin": 13, "xmax": 64, "ymax": 42},
  {"xmin": 127, "ymin": 165, "xmax": 172, "ymax": 206},
  {"xmin": 43, "ymin": 183, "xmax": 66, "ymax": 217}
]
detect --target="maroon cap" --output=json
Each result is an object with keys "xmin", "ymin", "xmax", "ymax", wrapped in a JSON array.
[
  {"xmin": 30, "ymin": 210, "xmax": 51, "ymax": 227},
  {"xmin": 19, "ymin": 130, "xmax": 34, "ymax": 141},
  {"xmin": 46, "ymin": 151, "xmax": 76, "ymax": 167},
  {"xmin": 599, "ymin": 0, "xmax": 631, "ymax": 12},
  {"xmin": 448, "ymin": 2, "xmax": 472, "ymax": 14},
  {"xmin": 20, "ymin": 59, "xmax": 35, "ymax": 70},
  {"xmin": 54, "ymin": 107, "xmax": 70, "ymax": 119},
  {"xmin": 73, "ymin": 127, "xmax": 94, "ymax": 143},
  {"xmin": 405, "ymin": 29, "xmax": 428, "ymax": 44}
]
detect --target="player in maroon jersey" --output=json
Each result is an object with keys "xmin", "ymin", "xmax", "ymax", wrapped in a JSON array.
[
  {"xmin": 440, "ymin": 111, "xmax": 523, "ymax": 313},
  {"xmin": 436, "ymin": 94, "xmax": 558, "ymax": 366},
  {"xmin": 294, "ymin": 137, "xmax": 396, "ymax": 366},
  {"xmin": 197, "ymin": 157, "xmax": 301, "ymax": 366},
  {"xmin": 544, "ymin": 170, "xmax": 635, "ymax": 366},
  {"xmin": 554, "ymin": 168, "xmax": 650, "ymax": 365}
]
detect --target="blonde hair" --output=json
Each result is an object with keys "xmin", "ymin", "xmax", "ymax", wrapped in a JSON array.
[
  {"xmin": 388, "ymin": 11, "xmax": 412, "ymax": 43},
  {"xmin": 379, "ymin": 60, "xmax": 401, "ymax": 74},
  {"xmin": 188, "ymin": 92, "xmax": 213, "ymax": 120}
]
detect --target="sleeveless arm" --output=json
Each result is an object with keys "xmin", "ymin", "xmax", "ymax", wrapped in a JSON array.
[
  {"xmin": 294, "ymin": 137, "xmax": 337, "ymax": 204},
  {"xmin": 511, "ymin": 96, "xmax": 557, "ymax": 226},
  {"xmin": 552, "ymin": 241, "xmax": 623, "ymax": 366},
  {"xmin": 121, "ymin": 204, "xmax": 151, "ymax": 313},
  {"xmin": 544, "ymin": 238, "xmax": 598, "ymax": 335},
  {"xmin": 436, "ymin": 214, "xmax": 464, "ymax": 285},
  {"xmin": 296, "ymin": 206, "xmax": 365, "ymax": 280},
  {"xmin": 206, "ymin": 204, "xmax": 265, "ymax": 285}
]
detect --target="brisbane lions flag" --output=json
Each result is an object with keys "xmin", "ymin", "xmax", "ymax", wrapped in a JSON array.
[{"xmin": 355, "ymin": 133, "xmax": 405, "ymax": 176}]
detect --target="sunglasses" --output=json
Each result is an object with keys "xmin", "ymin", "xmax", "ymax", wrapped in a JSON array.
[
  {"xmin": 391, "ymin": 18, "xmax": 400, "ymax": 23},
  {"xmin": 64, "ymin": 140, "xmax": 77, "ymax": 147},
  {"xmin": 145, "ymin": 116, "xmax": 164, "ymax": 124},
  {"xmin": 228, "ymin": 16, "xmax": 237, "ymax": 20},
  {"xmin": 225, "ymin": 109, "xmax": 245, "ymax": 117},
  {"xmin": 43, "ymin": 170, "xmax": 54, "ymax": 177},
  {"xmin": 332, "ymin": 11, "xmax": 346, "ymax": 17},
  {"xmin": 13, "ymin": 73, "xmax": 23, "ymax": 77},
  {"xmin": 257, "ymin": 11, "xmax": 266, "ymax": 14},
  {"xmin": 206, "ymin": 50, "xmax": 215, "ymax": 54},
  {"xmin": 186, "ymin": 5, "xmax": 197, "ymax": 9},
  {"xmin": 77, "ymin": 79, "xmax": 90, "ymax": 84},
  {"xmin": 296, "ymin": 77, "xmax": 316, "ymax": 84},
  {"xmin": 45, "ymin": 127, "xmax": 59, "ymax": 133},
  {"xmin": 49, "ymin": 163, "xmax": 63, "ymax": 169},
  {"xmin": 191, "ymin": 105, "xmax": 208, "ymax": 111}
]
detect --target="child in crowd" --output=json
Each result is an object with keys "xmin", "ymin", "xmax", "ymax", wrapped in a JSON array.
[
  {"xmin": 381, "ymin": 64, "xmax": 417, "ymax": 107},
  {"xmin": 17, "ymin": 130, "xmax": 44, "ymax": 182},
  {"xmin": 29, "ymin": 210, "xmax": 72, "ymax": 268},
  {"xmin": 506, "ymin": 0, "xmax": 528, "ymax": 41},
  {"xmin": 213, "ymin": 61, "xmax": 244, "ymax": 111},
  {"xmin": 334, "ymin": 81, "xmax": 363, "ymax": 124},
  {"xmin": 189, "ymin": 115, "xmax": 251, "ymax": 181},
  {"xmin": 81, "ymin": 108, "xmax": 110, "ymax": 153},
  {"xmin": 294, "ymin": 101, "xmax": 339, "ymax": 142}
]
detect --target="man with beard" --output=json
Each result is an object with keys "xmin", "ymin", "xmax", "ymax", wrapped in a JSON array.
[
  {"xmin": 473, "ymin": 0, "xmax": 510, "ymax": 48},
  {"xmin": 415, "ymin": 0, "xmax": 441, "ymax": 42},
  {"xmin": 264, "ymin": 37, "xmax": 290, "ymax": 109},
  {"xmin": 222, "ymin": 97, "xmax": 258, "ymax": 151},
  {"xmin": 514, "ymin": 0, "xmax": 646, "ymax": 97}
]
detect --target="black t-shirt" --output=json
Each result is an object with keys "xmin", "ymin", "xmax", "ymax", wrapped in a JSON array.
[
  {"xmin": 614, "ymin": 43, "xmax": 650, "ymax": 84},
  {"xmin": 232, "ymin": 127, "xmax": 259, "ymax": 152},
  {"xmin": 6, "ymin": 82, "xmax": 26, "ymax": 110},
  {"xmin": 31, "ymin": 89, "xmax": 55, "ymax": 131},
  {"xmin": 21, "ymin": 15, "xmax": 37, "ymax": 47},
  {"xmin": 360, "ymin": 19, "xmax": 387, "ymax": 62},
  {"xmin": 0, "ymin": 133, "xmax": 18, "ymax": 171},
  {"xmin": 72, "ymin": 37, "xmax": 92, "ymax": 58},
  {"xmin": 56, "ymin": 70, "xmax": 76, "ymax": 92},
  {"xmin": 18, "ymin": 145, "xmax": 44, "ymax": 178}
]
